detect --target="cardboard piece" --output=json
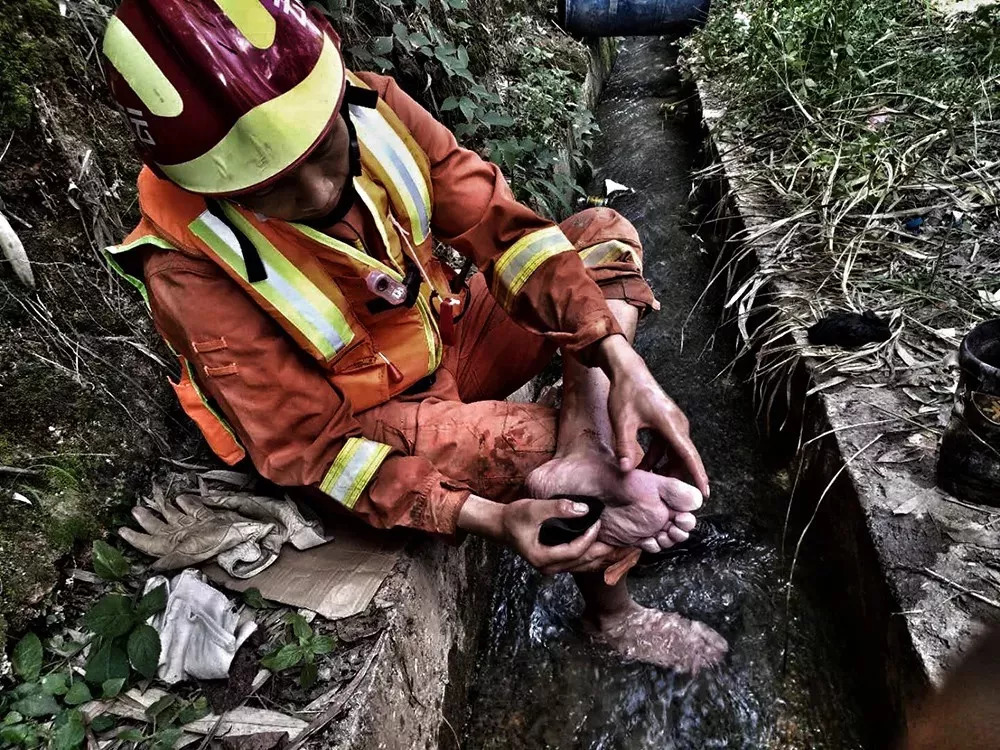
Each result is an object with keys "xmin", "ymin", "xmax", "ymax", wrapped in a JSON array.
[{"xmin": 204, "ymin": 519, "xmax": 405, "ymax": 620}]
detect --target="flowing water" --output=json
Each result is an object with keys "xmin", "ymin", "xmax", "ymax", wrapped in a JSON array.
[{"xmin": 461, "ymin": 38, "xmax": 872, "ymax": 749}]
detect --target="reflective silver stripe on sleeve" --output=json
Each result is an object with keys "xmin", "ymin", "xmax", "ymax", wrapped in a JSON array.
[{"xmin": 319, "ymin": 437, "xmax": 393, "ymax": 508}]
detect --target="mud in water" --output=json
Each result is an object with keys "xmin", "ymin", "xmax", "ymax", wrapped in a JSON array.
[{"xmin": 460, "ymin": 37, "xmax": 871, "ymax": 750}]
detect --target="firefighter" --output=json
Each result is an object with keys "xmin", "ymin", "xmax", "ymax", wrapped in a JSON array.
[{"xmin": 102, "ymin": 0, "xmax": 726, "ymax": 671}]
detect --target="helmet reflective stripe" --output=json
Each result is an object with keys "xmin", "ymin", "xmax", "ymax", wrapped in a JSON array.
[
  {"xmin": 159, "ymin": 34, "xmax": 345, "ymax": 195},
  {"xmin": 350, "ymin": 103, "xmax": 432, "ymax": 245},
  {"xmin": 103, "ymin": 17, "xmax": 182, "ymax": 118},
  {"xmin": 579, "ymin": 239, "xmax": 643, "ymax": 272},
  {"xmin": 211, "ymin": 0, "xmax": 276, "ymax": 49},
  {"xmin": 492, "ymin": 226, "xmax": 575, "ymax": 310},
  {"xmin": 320, "ymin": 437, "xmax": 393, "ymax": 508},
  {"xmin": 190, "ymin": 205, "xmax": 355, "ymax": 361}
]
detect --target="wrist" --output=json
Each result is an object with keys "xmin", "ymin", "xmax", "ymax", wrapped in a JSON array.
[
  {"xmin": 456, "ymin": 493, "xmax": 505, "ymax": 541},
  {"xmin": 595, "ymin": 334, "xmax": 638, "ymax": 380}
]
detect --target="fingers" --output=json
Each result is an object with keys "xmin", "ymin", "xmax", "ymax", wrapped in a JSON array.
[
  {"xmin": 119, "ymin": 527, "xmax": 171, "ymax": 557},
  {"xmin": 175, "ymin": 494, "xmax": 211, "ymax": 519},
  {"xmin": 658, "ymin": 476, "xmax": 704, "ymax": 513},
  {"xmin": 131, "ymin": 506, "xmax": 168, "ymax": 535},
  {"xmin": 557, "ymin": 541, "xmax": 621, "ymax": 574},
  {"xmin": 653, "ymin": 413, "xmax": 710, "ymax": 497},
  {"xmin": 532, "ymin": 498, "xmax": 591, "ymax": 523},
  {"xmin": 612, "ymin": 414, "xmax": 645, "ymax": 473},
  {"xmin": 638, "ymin": 437, "xmax": 667, "ymax": 472},
  {"xmin": 535, "ymin": 520, "xmax": 601, "ymax": 571},
  {"xmin": 655, "ymin": 531, "xmax": 674, "ymax": 549}
]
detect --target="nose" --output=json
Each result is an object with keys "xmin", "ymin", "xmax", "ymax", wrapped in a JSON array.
[{"xmin": 295, "ymin": 163, "xmax": 336, "ymax": 216}]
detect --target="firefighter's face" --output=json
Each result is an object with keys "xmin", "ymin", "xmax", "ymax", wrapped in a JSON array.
[{"xmin": 235, "ymin": 114, "xmax": 351, "ymax": 222}]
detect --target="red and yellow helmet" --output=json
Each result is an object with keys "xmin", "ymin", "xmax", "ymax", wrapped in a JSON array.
[{"xmin": 102, "ymin": 0, "xmax": 347, "ymax": 196}]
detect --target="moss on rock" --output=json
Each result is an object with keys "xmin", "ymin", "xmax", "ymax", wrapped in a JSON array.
[{"xmin": 0, "ymin": 0, "xmax": 63, "ymax": 130}]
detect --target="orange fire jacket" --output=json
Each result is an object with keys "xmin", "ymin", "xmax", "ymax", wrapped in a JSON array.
[{"xmin": 138, "ymin": 72, "xmax": 624, "ymax": 534}]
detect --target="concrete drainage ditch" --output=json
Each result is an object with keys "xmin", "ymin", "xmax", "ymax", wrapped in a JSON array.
[{"xmin": 337, "ymin": 35, "xmax": 934, "ymax": 750}]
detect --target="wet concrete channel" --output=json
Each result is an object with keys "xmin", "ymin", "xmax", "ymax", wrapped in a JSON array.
[{"xmin": 459, "ymin": 38, "xmax": 875, "ymax": 749}]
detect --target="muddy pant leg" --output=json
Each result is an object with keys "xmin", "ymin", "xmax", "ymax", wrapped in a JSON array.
[{"xmin": 357, "ymin": 398, "xmax": 558, "ymax": 503}]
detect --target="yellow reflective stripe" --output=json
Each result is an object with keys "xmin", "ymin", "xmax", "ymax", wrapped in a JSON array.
[
  {"xmin": 190, "ymin": 208, "xmax": 355, "ymax": 361},
  {"xmin": 159, "ymin": 35, "xmax": 344, "ymax": 194},
  {"xmin": 106, "ymin": 234, "xmax": 177, "ymax": 254},
  {"xmin": 320, "ymin": 437, "xmax": 393, "ymax": 508},
  {"xmin": 182, "ymin": 358, "xmax": 243, "ymax": 448},
  {"xmin": 415, "ymin": 293, "xmax": 442, "ymax": 374},
  {"xmin": 492, "ymin": 226, "xmax": 574, "ymax": 308},
  {"xmin": 578, "ymin": 240, "xmax": 642, "ymax": 272},
  {"xmin": 103, "ymin": 234, "xmax": 178, "ymax": 307},
  {"xmin": 290, "ymin": 220, "xmax": 397, "ymax": 273},
  {"xmin": 211, "ymin": 0, "xmax": 275, "ymax": 49},
  {"xmin": 103, "ymin": 17, "xmax": 183, "ymax": 118},
  {"xmin": 354, "ymin": 178, "xmax": 405, "ymax": 273},
  {"xmin": 349, "ymin": 104, "xmax": 431, "ymax": 245}
]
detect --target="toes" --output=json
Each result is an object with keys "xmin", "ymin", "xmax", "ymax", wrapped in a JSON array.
[
  {"xmin": 639, "ymin": 537, "xmax": 661, "ymax": 554},
  {"xmin": 673, "ymin": 512, "xmax": 697, "ymax": 532},
  {"xmin": 655, "ymin": 531, "xmax": 674, "ymax": 550},
  {"xmin": 659, "ymin": 477, "xmax": 703, "ymax": 512},
  {"xmin": 667, "ymin": 526, "xmax": 690, "ymax": 544}
]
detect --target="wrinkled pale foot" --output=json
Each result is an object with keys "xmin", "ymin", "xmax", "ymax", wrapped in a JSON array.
[
  {"xmin": 526, "ymin": 453, "xmax": 702, "ymax": 551},
  {"xmin": 584, "ymin": 604, "xmax": 728, "ymax": 674}
]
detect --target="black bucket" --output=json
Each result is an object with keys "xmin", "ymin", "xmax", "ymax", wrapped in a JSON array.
[
  {"xmin": 958, "ymin": 318, "xmax": 1000, "ymax": 395},
  {"xmin": 559, "ymin": 0, "xmax": 711, "ymax": 36}
]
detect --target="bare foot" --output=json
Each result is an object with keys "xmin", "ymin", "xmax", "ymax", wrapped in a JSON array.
[
  {"xmin": 584, "ymin": 601, "xmax": 728, "ymax": 673},
  {"xmin": 526, "ymin": 452, "xmax": 702, "ymax": 551}
]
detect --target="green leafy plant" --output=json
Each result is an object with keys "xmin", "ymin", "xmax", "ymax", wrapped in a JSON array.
[
  {"xmin": 83, "ymin": 584, "xmax": 165, "ymax": 685},
  {"xmin": 322, "ymin": 0, "xmax": 596, "ymax": 219},
  {"xmin": 0, "ymin": 541, "xmax": 168, "ymax": 748},
  {"xmin": 92, "ymin": 540, "xmax": 130, "ymax": 582},
  {"xmin": 1, "ymin": 631, "xmax": 106, "ymax": 748},
  {"xmin": 261, "ymin": 613, "xmax": 336, "ymax": 689}
]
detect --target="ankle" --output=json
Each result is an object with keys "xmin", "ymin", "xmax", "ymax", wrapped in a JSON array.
[
  {"xmin": 554, "ymin": 429, "xmax": 615, "ymax": 461},
  {"xmin": 583, "ymin": 600, "xmax": 641, "ymax": 631}
]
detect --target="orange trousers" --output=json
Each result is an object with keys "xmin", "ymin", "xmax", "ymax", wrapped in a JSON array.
[{"xmin": 357, "ymin": 207, "xmax": 655, "ymax": 503}]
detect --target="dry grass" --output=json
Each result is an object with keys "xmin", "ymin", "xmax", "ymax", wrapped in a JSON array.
[{"xmin": 685, "ymin": 0, "xmax": 1000, "ymax": 403}]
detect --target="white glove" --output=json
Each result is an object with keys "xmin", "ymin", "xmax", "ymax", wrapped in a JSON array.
[{"xmin": 144, "ymin": 569, "xmax": 257, "ymax": 684}]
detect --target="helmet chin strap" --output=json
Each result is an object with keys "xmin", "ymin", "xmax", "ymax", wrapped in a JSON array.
[{"xmin": 306, "ymin": 84, "xmax": 377, "ymax": 228}]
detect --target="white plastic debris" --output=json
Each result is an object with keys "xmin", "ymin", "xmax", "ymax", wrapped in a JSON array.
[
  {"xmin": 978, "ymin": 288, "xmax": 1000, "ymax": 312},
  {"xmin": 604, "ymin": 179, "xmax": 634, "ymax": 197},
  {"xmin": 0, "ymin": 210, "xmax": 34, "ymax": 288}
]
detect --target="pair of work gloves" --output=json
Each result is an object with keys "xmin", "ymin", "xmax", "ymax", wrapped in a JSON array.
[{"xmin": 121, "ymin": 492, "xmax": 329, "ymax": 578}]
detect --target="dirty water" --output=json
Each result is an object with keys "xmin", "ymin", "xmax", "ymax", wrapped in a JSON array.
[{"xmin": 460, "ymin": 38, "xmax": 870, "ymax": 750}]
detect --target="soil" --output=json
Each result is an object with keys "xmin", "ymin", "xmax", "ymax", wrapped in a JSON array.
[{"xmin": 0, "ymin": 3, "xmax": 201, "ymax": 651}]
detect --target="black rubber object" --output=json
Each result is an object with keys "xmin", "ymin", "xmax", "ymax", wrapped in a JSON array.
[
  {"xmin": 807, "ymin": 310, "xmax": 891, "ymax": 348},
  {"xmin": 538, "ymin": 496, "xmax": 605, "ymax": 546}
]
